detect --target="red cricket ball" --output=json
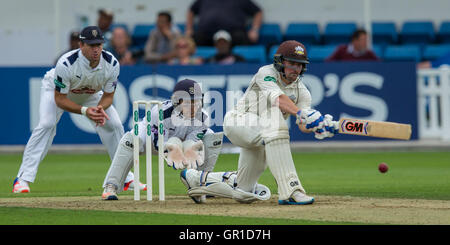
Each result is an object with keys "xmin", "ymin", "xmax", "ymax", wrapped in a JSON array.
[{"xmin": 378, "ymin": 162, "xmax": 389, "ymax": 173}]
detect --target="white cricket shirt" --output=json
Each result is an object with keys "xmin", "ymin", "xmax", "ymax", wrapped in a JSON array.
[
  {"xmin": 234, "ymin": 64, "xmax": 312, "ymax": 119},
  {"xmin": 43, "ymin": 49, "xmax": 120, "ymax": 95}
]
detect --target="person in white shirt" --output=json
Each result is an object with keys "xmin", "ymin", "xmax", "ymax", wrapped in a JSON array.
[
  {"xmin": 102, "ymin": 79, "xmax": 224, "ymax": 200},
  {"xmin": 180, "ymin": 40, "xmax": 340, "ymax": 205},
  {"xmin": 13, "ymin": 26, "xmax": 143, "ymax": 193}
]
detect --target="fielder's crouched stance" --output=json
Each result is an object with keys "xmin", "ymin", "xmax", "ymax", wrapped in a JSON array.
[
  {"xmin": 102, "ymin": 79, "xmax": 224, "ymax": 200},
  {"xmin": 180, "ymin": 40, "xmax": 339, "ymax": 205}
]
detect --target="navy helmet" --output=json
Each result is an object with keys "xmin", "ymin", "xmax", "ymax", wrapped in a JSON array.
[{"xmin": 171, "ymin": 79, "xmax": 203, "ymax": 106}]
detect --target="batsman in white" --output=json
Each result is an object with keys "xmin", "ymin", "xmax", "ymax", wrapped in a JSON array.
[
  {"xmin": 102, "ymin": 79, "xmax": 224, "ymax": 200},
  {"xmin": 180, "ymin": 40, "xmax": 339, "ymax": 205},
  {"xmin": 12, "ymin": 26, "xmax": 143, "ymax": 193}
]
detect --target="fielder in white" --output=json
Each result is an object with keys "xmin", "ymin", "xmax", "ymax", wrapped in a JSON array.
[
  {"xmin": 180, "ymin": 40, "xmax": 339, "ymax": 205},
  {"xmin": 102, "ymin": 79, "xmax": 224, "ymax": 200},
  {"xmin": 12, "ymin": 26, "xmax": 142, "ymax": 193}
]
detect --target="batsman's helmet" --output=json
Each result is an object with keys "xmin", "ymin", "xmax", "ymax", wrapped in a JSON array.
[
  {"xmin": 273, "ymin": 40, "xmax": 309, "ymax": 75},
  {"xmin": 171, "ymin": 79, "xmax": 203, "ymax": 107}
]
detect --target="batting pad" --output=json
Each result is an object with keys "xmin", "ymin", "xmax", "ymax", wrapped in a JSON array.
[
  {"xmin": 264, "ymin": 138, "xmax": 306, "ymax": 200},
  {"xmin": 102, "ymin": 132, "xmax": 134, "ymax": 193}
]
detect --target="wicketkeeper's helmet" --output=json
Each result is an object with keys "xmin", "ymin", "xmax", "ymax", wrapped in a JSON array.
[
  {"xmin": 171, "ymin": 79, "xmax": 203, "ymax": 107},
  {"xmin": 273, "ymin": 40, "xmax": 309, "ymax": 75}
]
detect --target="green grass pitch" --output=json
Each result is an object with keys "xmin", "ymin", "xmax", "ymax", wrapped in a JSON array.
[{"xmin": 0, "ymin": 151, "xmax": 449, "ymax": 225}]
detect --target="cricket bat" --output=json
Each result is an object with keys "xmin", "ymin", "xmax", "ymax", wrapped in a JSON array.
[{"xmin": 338, "ymin": 118, "xmax": 412, "ymax": 140}]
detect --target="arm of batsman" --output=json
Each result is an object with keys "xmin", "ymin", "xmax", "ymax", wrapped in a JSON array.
[
  {"xmin": 296, "ymin": 108, "xmax": 324, "ymax": 131},
  {"xmin": 182, "ymin": 140, "xmax": 205, "ymax": 170},
  {"xmin": 314, "ymin": 114, "xmax": 339, "ymax": 140},
  {"xmin": 163, "ymin": 137, "xmax": 186, "ymax": 170}
]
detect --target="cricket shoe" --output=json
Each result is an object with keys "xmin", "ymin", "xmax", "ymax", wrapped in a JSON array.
[
  {"xmin": 180, "ymin": 169, "xmax": 206, "ymax": 204},
  {"xmin": 278, "ymin": 190, "xmax": 314, "ymax": 205},
  {"xmin": 12, "ymin": 177, "xmax": 30, "ymax": 193},
  {"xmin": 102, "ymin": 183, "xmax": 119, "ymax": 200},
  {"xmin": 123, "ymin": 180, "xmax": 147, "ymax": 191}
]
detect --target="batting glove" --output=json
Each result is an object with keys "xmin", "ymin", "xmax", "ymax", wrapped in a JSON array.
[
  {"xmin": 296, "ymin": 108, "xmax": 324, "ymax": 131},
  {"xmin": 314, "ymin": 114, "xmax": 339, "ymax": 140}
]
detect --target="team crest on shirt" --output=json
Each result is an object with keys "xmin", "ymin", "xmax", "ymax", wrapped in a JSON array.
[
  {"xmin": 189, "ymin": 86, "xmax": 195, "ymax": 95},
  {"xmin": 295, "ymin": 46, "xmax": 304, "ymax": 55},
  {"xmin": 92, "ymin": 29, "xmax": 98, "ymax": 37}
]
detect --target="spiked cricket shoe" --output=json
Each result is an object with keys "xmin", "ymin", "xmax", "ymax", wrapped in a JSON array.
[
  {"xmin": 12, "ymin": 177, "xmax": 30, "ymax": 193},
  {"xmin": 123, "ymin": 180, "xmax": 147, "ymax": 191},
  {"xmin": 278, "ymin": 190, "xmax": 314, "ymax": 205},
  {"xmin": 102, "ymin": 184, "xmax": 119, "ymax": 200}
]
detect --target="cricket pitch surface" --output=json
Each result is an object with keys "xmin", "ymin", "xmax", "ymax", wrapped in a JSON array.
[{"xmin": 1, "ymin": 195, "xmax": 449, "ymax": 225}]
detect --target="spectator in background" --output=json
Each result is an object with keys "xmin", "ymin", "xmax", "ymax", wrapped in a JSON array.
[
  {"xmin": 97, "ymin": 9, "xmax": 114, "ymax": 51},
  {"xmin": 417, "ymin": 51, "xmax": 450, "ymax": 69},
  {"xmin": 144, "ymin": 11, "xmax": 181, "ymax": 64},
  {"xmin": 168, "ymin": 36, "xmax": 203, "ymax": 65},
  {"xmin": 206, "ymin": 30, "xmax": 245, "ymax": 64},
  {"xmin": 326, "ymin": 29, "xmax": 379, "ymax": 61},
  {"xmin": 54, "ymin": 31, "xmax": 80, "ymax": 65},
  {"xmin": 107, "ymin": 27, "xmax": 136, "ymax": 65},
  {"xmin": 185, "ymin": 0, "xmax": 263, "ymax": 46}
]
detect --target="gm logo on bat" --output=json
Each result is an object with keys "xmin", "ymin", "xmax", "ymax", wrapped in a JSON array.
[{"xmin": 341, "ymin": 120, "xmax": 368, "ymax": 135}]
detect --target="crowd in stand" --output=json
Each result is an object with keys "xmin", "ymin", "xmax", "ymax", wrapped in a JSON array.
[{"xmin": 62, "ymin": 0, "xmax": 450, "ymax": 68}]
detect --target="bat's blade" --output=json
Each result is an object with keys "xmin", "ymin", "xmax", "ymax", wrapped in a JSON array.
[{"xmin": 338, "ymin": 118, "xmax": 412, "ymax": 140}]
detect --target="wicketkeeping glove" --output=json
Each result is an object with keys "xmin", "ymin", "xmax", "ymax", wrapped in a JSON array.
[
  {"xmin": 296, "ymin": 108, "xmax": 324, "ymax": 131},
  {"xmin": 183, "ymin": 140, "xmax": 205, "ymax": 170},
  {"xmin": 163, "ymin": 138, "xmax": 186, "ymax": 170}
]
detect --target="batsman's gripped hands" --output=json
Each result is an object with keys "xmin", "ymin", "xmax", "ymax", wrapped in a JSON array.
[
  {"xmin": 314, "ymin": 114, "xmax": 339, "ymax": 140},
  {"xmin": 296, "ymin": 108, "xmax": 324, "ymax": 131},
  {"xmin": 86, "ymin": 105, "xmax": 110, "ymax": 126}
]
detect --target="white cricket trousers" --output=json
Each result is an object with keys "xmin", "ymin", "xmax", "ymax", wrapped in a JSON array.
[
  {"xmin": 17, "ymin": 80, "xmax": 124, "ymax": 183},
  {"xmin": 223, "ymin": 109, "xmax": 305, "ymax": 200}
]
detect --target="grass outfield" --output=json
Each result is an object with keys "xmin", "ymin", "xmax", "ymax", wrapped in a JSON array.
[{"xmin": 0, "ymin": 151, "xmax": 449, "ymax": 225}]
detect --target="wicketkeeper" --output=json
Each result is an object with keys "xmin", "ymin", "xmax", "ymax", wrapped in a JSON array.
[
  {"xmin": 102, "ymin": 79, "xmax": 224, "ymax": 200},
  {"xmin": 180, "ymin": 40, "xmax": 340, "ymax": 205}
]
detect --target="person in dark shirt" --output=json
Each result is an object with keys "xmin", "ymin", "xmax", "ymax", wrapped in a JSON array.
[
  {"xmin": 185, "ymin": 0, "xmax": 262, "ymax": 46},
  {"xmin": 326, "ymin": 29, "xmax": 379, "ymax": 61},
  {"xmin": 206, "ymin": 30, "xmax": 245, "ymax": 64}
]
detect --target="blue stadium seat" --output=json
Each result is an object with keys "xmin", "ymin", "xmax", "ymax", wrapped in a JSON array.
[
  {"xmin": 267, "ymin": 45, "xmax": 279, "ymax": 63},
  {"xmin": 258, "ymin": 23, "xmax": 282, "ymax": 47},
  {"xmin": 372, "ymin": 22, "xmax": 398, "ymax": 45},
  {"xmin": 308, "ymin": 45, "xmax": 337, "ymax": 62},
  {"xmin": 176, "ymin": 23, "xmax": 186, "ymax": 34},
  {"xmin": 422, "ymin": 44, "xmax": 450, "ymax": 61},
  {"xmin": 438, "ymin": 21, "xmax": 450, "ymax": 43},
  {"xmin": 233, "ymin": 45, "xmax": 267, "ymax": 63},
  {"xmin": 383, "ymin": 45, "xmax": 421, "ymax": 62},
  {"xmin": 371, "ymin": 44, "xmax": 384, "ymax": 59},
  {"xmin": 400, "ymin": 21, "xmax": 435, "ymax": 44},
  {"xmin": 323, "ymin": 22, "xmax": 357, "ymax": 45},
  {"xmin": 194, "ymin": 46, "xmax": 217, "ymax": 59},
  {"xmin": 131, "ymin": 24, "xmax": 155, "ymax": 49},
  {"xmin": 110, "ymin": 23, "xmax": 129, "ymax": 33},
  {"xmin": 284, "ymin": 23, "xmax": 320, "ymax": 47}
]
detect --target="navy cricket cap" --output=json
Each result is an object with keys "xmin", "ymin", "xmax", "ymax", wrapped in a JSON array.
[
  {"xmin": 79, "ymin": 26, "xmax": 105, "ymax": 44},
  {"xmin": 172, "ymin": 79, "xmax": 203, "ymax": 104}
]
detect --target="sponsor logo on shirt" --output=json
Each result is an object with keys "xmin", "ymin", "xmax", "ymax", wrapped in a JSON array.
[
  {"xmin": 264, "ymin": 76, "xmax": 277, "ymax": 83},
  {"xmin": 54, "ymin": 79, "xmax": 66, "ymax": 88},
  {"xmin": 71, "ymin": 86, "xmax": 96, "ymax": 94}
]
